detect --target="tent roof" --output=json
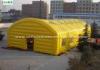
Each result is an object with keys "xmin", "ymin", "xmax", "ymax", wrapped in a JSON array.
[
  {"xmin": 43, "ymin": 19, "xmax": 86, "ymax": 33},
  {"xmin": 9, "ymin": 18, "xmax": 86, "ymax": 34}
]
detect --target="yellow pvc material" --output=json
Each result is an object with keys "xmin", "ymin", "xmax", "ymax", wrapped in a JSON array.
[{"xmin": 7, "ymin": 18, "xmax": 91, "ymax": 55}]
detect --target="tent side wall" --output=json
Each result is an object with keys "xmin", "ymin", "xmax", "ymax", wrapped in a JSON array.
[
  {"xmin": 48, "ymin": 19, "xmax": 90, "ymax": 52},
  {"xmin": 7, "ymin": 18, "xmax": 60, "ymax": 55}
]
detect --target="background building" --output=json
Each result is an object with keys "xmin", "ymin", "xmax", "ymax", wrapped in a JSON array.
[
  {"xmin": 50, "ymin": 0, "xmax": 64, "ymax": 14},
  {"xmin": 0, "ymin": 0, "xmax": 2, "ymax": 11},
  {"xmin": 22, "ymin": 4, "xmax": 33, "ymax": 17},
  {"xmin": 91, "ymin": 2, "xmax": 100, "ymax": 13},
  {"xmin": 63, "ymin": 2, "xmax": 77, "ymax": 13},
  {"xmin": 52, "ymin": 13, "xmax": 100, "ymax": 19},
  {"xmin": 0, "ymin": 0, "xmax": 2, "ymax": 20},
  {"xmin": 8, "ymin": 9, "xmax": 21, "ymax": 21},
  {"xmin": 52, "ymin": 13, "xmax": 100, "ymax": 24},
  {"xmin": 1, "ymin": 9, "xmax": 21, "ymax": 22},
  {"xmin": 77, "ymin": 0, "xmax": 92, "ymax": 13},
  {"xmin": 51, "ymin": 0, "xmax": 100, "ymax": 19},
  {"xmin": 77, "ymin": 0, "xmax": 100, "ymax": 13},
  {"xmin": 22, "ymin": 1, "xmax": 48, "ymax": 19},
  {"xmin": 50, "ymin": 0, "xmax": 64, "ymax": 18}
]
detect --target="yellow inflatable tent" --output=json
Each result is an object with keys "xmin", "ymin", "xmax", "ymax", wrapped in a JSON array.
[{"xmin": 7, "ymin": 18, "xmax": 91, "ymax": 55}]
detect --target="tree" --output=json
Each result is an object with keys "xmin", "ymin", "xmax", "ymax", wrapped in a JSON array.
[
  {"xmin": 80, "ymin": 24, "xmax": 93, "ymax": 65},
  {"xmin": 91, "ymin": 21, "xmax": 98, "ymax": 38},
  {"xmin": 91, "ymin": 21, "xmax": 99, "ymax": 49},
  {"xmin": 77, "ymin": 24, "xmax": 89, "ymax": 52}
]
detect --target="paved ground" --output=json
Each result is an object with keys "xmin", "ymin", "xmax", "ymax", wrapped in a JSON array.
[{"xmin": 0, "ymin": 38, "xmax": 80, "ymax": 70}]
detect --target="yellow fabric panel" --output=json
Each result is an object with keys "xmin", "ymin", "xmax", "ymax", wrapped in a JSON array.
[
  {"xmin": 8, "ymin": 38, "xmax": 27, "ymax": 49},
  {"xmin": 7, "ymin": 18, "xmax": 90, "ymax": 55}
]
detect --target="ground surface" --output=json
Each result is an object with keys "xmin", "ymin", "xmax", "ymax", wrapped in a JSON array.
[{"xmin": 0, "ymin": 39, "xmax": 80, "ymax": 70}]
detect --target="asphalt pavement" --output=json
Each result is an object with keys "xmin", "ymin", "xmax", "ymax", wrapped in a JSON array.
[{"xmin": 0, "ymin": 39, "xmax": 80, "ymax": 70}]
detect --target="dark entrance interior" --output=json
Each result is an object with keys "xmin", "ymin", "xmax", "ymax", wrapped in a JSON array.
[{"xmin": 27, "ymin": 38, "xmax": 34, "ymax": 51}]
